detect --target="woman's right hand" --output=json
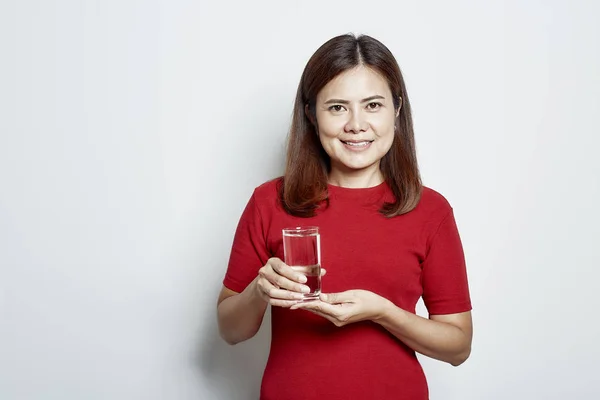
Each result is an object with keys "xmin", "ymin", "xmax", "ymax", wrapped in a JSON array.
[{"xmin": 255, "ymin": 257, "xmax": 314, "ymax": 308}]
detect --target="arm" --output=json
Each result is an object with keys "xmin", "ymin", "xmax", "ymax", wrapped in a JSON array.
[
  {"xmin": 218, "ymin": 190, "xmax": 308, "ymax": 345},
  {"xmin": 292, "ymin": 203, "xmax": 473, "ymax": 364},
  {"xmin": 217, "ymin": 258, "xmax": 313, "ymax": 345},
  {"xmin": 375, "ymin": 300, "xmax": 472, "ymax": 366},
  {"xmin": 386, "ymin": 206, "xmax": 472, "ymax": 365},
  {"xmin": 217, "ymin": 281, "xmax": 268, "ymax": 345},
  {"xmin": 292, "ymin": 291, "xmax": 472, "ymax": 366}
]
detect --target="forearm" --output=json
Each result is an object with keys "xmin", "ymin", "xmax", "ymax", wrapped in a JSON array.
[
  {"xmin": 374, "ymin": 301, "xmax": 471, "ymax": 366},
  {"xmin": 217, "ymin": 279, "xmax": 268, "ymax": 345}
]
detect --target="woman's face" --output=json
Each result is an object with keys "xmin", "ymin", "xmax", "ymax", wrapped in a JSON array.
[{"xmin": 313, "ymin": 66, "xmax": 398, "ymax": 182}]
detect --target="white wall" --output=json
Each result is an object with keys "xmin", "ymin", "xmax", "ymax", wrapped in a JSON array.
[{"xmin": 1, "ymin": 1, "xmax": 599, "ymax": 399}]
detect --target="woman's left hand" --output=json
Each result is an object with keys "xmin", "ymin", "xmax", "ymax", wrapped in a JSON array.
[{"xmin": 290, "ymin": 290, "xmax": 391, "ymax": 327}]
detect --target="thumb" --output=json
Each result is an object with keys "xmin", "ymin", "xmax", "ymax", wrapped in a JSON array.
[{"xmin": 320, "ymin": 291, "xmax": 353, "ymax": 304}]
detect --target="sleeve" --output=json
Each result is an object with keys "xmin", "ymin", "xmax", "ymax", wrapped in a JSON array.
[
  {"xmin": 421, "ymin": 209, "xmax": 472, "ymax": 315},
  {"xmin": 222, "ymin": 191, "xmax": 271, "ymax": 293}
]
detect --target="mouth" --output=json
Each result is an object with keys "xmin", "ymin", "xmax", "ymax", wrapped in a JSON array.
[
  {"xmin": 340, "ymin": 140, "xmax": 374, "ymax": 147},
  {"xmin": 340, "ymin": 139, "xmax": 374, "ymax": 150}
]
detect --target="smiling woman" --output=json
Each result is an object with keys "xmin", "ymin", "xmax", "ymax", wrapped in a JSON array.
[
  {"xmin": 217, "ymin": 33, "xmax": 472, "ymax": 400},
  {"xmin": 285, "ymin": 34, "xmax": 420, "ymax": 218},
  {"xmin": 314, "ymin": 67, "xmax": 398, "ymax": 187}
]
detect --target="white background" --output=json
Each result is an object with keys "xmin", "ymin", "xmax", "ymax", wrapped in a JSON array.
[{"xmin": 1, "ymin": 1, "xmax": 599, "ymax": 399}]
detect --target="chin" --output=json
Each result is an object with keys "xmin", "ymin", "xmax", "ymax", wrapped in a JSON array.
[{"xmin": 338, "ymin": 159, "xmax": 378, "ymax": 171}]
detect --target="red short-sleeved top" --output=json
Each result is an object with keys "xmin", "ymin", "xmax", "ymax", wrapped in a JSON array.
[{"xmin": 223, "ymin": 178, "xmax": 472, "ymax": 400}]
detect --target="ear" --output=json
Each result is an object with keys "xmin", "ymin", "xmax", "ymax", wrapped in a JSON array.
[
  {"xmin": 395, "ymin": 96, "xmax": 403, "ymax": 118},
  {"xmin": 305, "ymin": 103, "xmax": 316, "ymax": 126}
]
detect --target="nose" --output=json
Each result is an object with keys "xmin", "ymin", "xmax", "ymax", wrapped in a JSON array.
[{"xmin": 344, "ymin": 109, "xmax": 368, "ymax": 134}]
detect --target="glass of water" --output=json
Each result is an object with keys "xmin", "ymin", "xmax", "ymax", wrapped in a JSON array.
[{"xmin": 282, "ymin": 226, "xmax": 321, "ymax": 301}]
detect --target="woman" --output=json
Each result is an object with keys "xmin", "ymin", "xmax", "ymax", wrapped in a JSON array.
[{"xmin": 217, "ymin": 34, "xmax": 472, "ymax": 400}]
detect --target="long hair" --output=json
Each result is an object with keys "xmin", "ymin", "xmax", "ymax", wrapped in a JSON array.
[{"xmin": 280, "ymin": 33, "xmax": 422, "ymax": 218}]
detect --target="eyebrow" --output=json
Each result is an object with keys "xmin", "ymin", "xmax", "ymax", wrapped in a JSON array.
[{"xmin": 323, "ymin": 95, "xmax": 386, "ymax": 105}]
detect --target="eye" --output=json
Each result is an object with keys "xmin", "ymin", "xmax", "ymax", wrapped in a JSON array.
[
  {"xmin": 328, "ymin": 105, "xmax": 346, "ymax": 112},
  {"xmin": 366, "ymin": 102, "xmax": 382, "ymax": 111}
]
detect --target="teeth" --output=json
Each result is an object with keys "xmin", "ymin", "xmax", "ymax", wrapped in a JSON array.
[{"xmin": 344, "ymin": 141, "xmax": 370, "ymax": 147}]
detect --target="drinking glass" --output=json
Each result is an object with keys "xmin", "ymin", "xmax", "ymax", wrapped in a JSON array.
[{"xmin": 282, "ymin": 226, "xmax": 321, "ymax": 301}]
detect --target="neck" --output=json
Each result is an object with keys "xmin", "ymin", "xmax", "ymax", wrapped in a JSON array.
[{"xmin": 328, "ymin": 164, "xmax": 384, "ymax": 188}]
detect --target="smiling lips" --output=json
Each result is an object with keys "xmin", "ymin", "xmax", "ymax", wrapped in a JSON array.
[{"xmin": 340, "ymin": 139, "xmax": 374, "ymax": 151}]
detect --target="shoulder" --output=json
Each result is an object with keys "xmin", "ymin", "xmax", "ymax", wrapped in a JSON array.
[
  {"xmin": 248, "ymin": 177, "xmax": 284, "ymax": 216},
  {"xmin": 252, "ymin": 177, "xmax": 282, "ymax": 202},
  {"xmin": 410, "ymin": 186, "xmax": 458, "ymax": 242},
  {"xmin": 413, "ymin": 186, "xmax": 454, "ymax": 222},
  {"xmin": 419, "ymin": 186, "xmax": 452, "ymax": 211}
]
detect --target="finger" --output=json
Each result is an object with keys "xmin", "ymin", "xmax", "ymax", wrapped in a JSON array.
[
  {"xmin": 291, "ymin": 300, "xmax": 340, "ymax": 317},
  {"xmin": 259, "ymin": 278, "xmax": 305, "ymax": 301},
  {"xmin": 292, "ymin": 306, "xmax": 343, "ymax": 327},
  {"xmin": 320, "ymin": 291, "xmax": 354, "ymax": 304},
  {"xmin": 268, "ymin": 258, "xmax": 308, "ymax": 284},
  {"xmin": 269, "ymin": 299, "xmax": 301, "ymax": 308},
  {"xmin": 261, "ymin": 262, "xmax": 310, "ymax": 294},
  {"xmin": 267, "ymin": 271, "xmax": 310, "ymax": 294},
  {"xmin": 290, "ymin": 301, "xmax": 317, "ymax": 311},
  {"xmin": 320, "ymin": 268, "xmax": 327, "ymax": 277}
]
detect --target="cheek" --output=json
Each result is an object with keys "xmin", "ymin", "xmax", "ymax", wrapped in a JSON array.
[
  {"xmin": 317, "ymin": 117, "xmax": 344, "ymax": 138},
  {"xmin": 375, "ymin": 123, "xmax": 396, "ymax": 152},
  {"xmin": 318, "ymin": 135, "xmax": 338, "ymax": 156},
  {"xmin": 380, "ymin": 135, "xmax": 395, "ymax": 154},
  {"xmin": 372, "ymin": 115, "xmax": 395, "ymax": 135}
]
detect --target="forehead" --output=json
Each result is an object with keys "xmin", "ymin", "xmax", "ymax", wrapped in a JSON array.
[{"xmin": 317, "ymin": 66, "xmax": 391, "ymax": 101}]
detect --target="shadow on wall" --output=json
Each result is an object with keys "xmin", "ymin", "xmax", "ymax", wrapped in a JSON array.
[
  {"xmin": 195, "ymin": 307, "xmax": 272, "ymax": 400},
  {"xmin": 193, "ymin": 104, "xmax": 286, "ymax": 398}
]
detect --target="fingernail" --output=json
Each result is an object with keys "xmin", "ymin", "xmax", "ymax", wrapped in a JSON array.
[
  {"xmin": 299, "ymin": 275, "xmax": 307, "ymax": 283},
  {"xmin": 301, "ymin": 286, "xmax": 310, "ymax": 293}
]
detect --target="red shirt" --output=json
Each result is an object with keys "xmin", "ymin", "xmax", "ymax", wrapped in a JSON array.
[{"xmin": 224, "ymin": 179, "xmax": 472, "ymax": 400}]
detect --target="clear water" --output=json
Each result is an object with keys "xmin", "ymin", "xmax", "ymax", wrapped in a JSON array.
[
  {"xmin": 291, "ymin": 264, "xmax": 321, "ymax": 300},
  {"xmin": 283, "ymin": 232, "xmax": 321, "ymax": 300}
]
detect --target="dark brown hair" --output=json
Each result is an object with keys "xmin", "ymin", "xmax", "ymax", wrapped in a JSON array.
[{"xmin": 280, "ymin": 33, "xmax": 422, "ymax": 218}]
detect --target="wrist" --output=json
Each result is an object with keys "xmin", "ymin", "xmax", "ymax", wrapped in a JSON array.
[
  {"xmin": 373, "ymin": 298, "xmax": 404, "ymax": 325},
  {"xmin": 246, "ymin": 277, "xmax": 267, "ymax": 305}
]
